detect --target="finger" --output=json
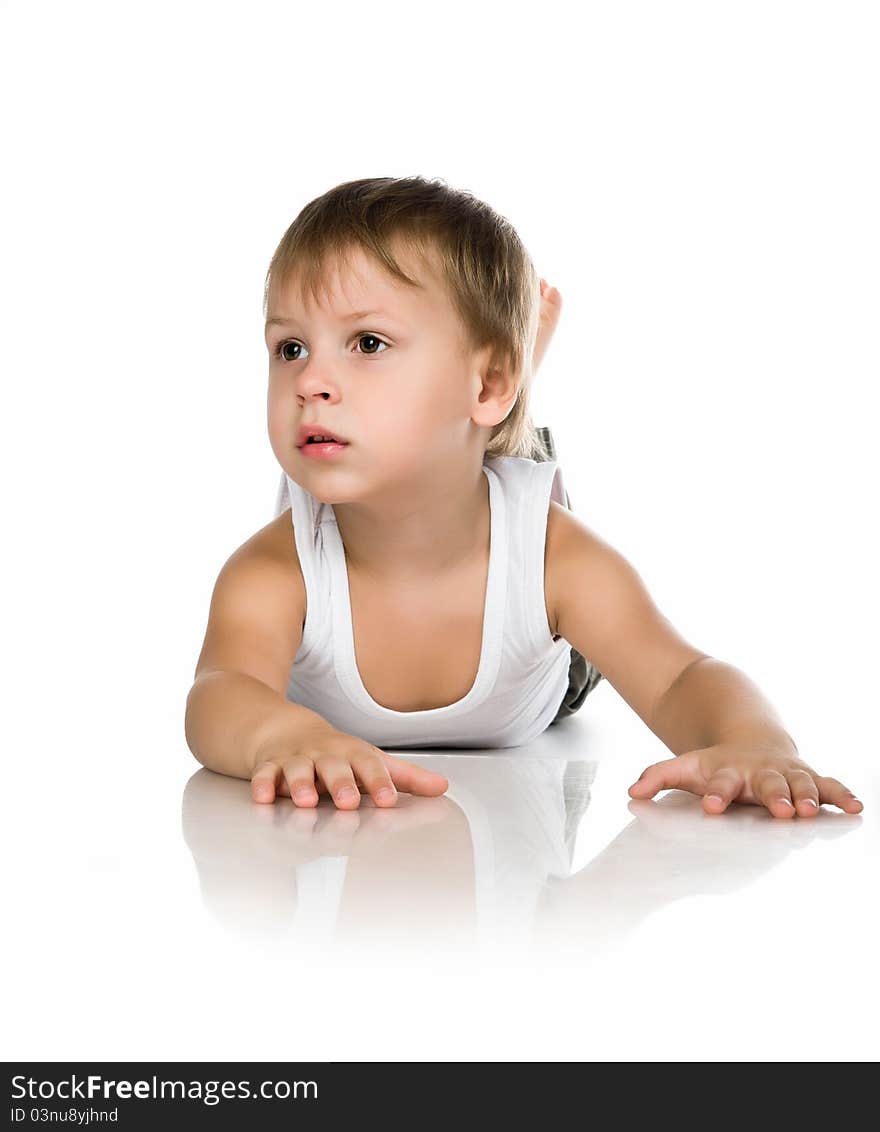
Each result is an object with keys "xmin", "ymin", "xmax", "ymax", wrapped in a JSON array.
[
  {"xmin": 786, "ymin": 768, "xmax": 821, "ymax": 818},
  {"xmin": 251, "ymin": 761, "xmax": 281, "ymax": 804},
  {"xmin": 280, "ymin": 755, "xmax": 319, "ymax": 808},
  {"xmin": 628, "ymin": 757, "xmax": 686, "ymax": 800},
  {"xmin": 285, "ymin": 804, "xmax": 320, "ymax": 838},
  {"xmin": 702, "ymin": 766, "xmax": 746, "ymax": 814},
  {"xmin": 814, "ymin": 775, "xmax": 864, "ymax": 814},
  {"xmin": 318, "ymin": 808, "xmax": 362, "ymax": 849},
  {"xmin": 350, "ymin": 750, "xmax": 399, "ymax": 807},
  {"xmin": 379, "ymin": 752, "xmax": 449, "ymax": 797},
  {"xmin": 752, "ymin": 768, "xmax": 796, "ymax": 819},
  {"xmin": 312, "ymin": 754, "xmax": 361, "ymax": 810}
]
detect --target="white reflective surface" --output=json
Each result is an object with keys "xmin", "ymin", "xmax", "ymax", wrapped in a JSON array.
[{"xmin": 6, "ymin": 684, "xmax": 877, "ymax": 1062}]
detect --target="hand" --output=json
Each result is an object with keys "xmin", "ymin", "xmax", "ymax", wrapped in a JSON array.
[
  {"xmin": 250, "ymin": 723, "xmax": 449, "ymax": 809},
  {"xmin": 628, "ymin": 739, "xmax": 864, "ymax": 819},
  {"xmin": 532, "ymin": 278, "xmax": 562, "ymax": 374}
]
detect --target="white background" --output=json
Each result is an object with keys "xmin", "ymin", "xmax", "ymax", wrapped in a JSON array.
[{"xmin": 2, "ymin": 0, "xmax": 878, "ymax": 1062}]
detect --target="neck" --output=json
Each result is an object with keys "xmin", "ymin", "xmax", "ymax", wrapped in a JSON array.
[{"xmin": 331, "ymin": 461, "xmax": 490, "ymax": 584}]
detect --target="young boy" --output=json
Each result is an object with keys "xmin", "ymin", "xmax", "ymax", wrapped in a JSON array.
[{"xmin": 184, "ymin": 176, "xmax": 863, "ymax": 821}]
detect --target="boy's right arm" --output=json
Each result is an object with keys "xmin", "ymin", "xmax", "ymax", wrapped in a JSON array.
[{"xmin": 184, "ymin": 517, "xmax": 448, "ymax": 808}]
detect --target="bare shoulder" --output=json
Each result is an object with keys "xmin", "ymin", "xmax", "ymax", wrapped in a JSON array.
[
  {"xmin": 192, "ymin": 507, "xmax": 307, "ymax": 693},
  {"xmin": 545, "ymin": 500, "xmax": 618, "ymax": 632},
  {"xmin": 544, "ymin": 498, "xmax": 668, "ymax": 625},
  {"xmin": 543, "ymin": 499, "xmax": 708, "ymax": 731},
  {"xmin": 237, "ymin": 507, "xmax": 306, "ymax": 619},
  {"xmin": 545, "ymin": 498, "xmax": 618, "ymax": 571},
  {"xmin": 251, "ymin": 507, "xmax": 302, "ymax": 566},
  {"xmin": 543, "ymin": 500, "xmax": 579, "ymax": 636}
]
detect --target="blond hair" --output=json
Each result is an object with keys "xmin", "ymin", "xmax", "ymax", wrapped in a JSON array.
[{"xmin": 263, "ymin": 175, "xmax": 545, "ymax": 460}]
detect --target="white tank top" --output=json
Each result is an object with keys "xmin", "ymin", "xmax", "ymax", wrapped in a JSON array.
[{"xmin": 272, "ymin": 456, "xmax": 573, "ymax": 749}]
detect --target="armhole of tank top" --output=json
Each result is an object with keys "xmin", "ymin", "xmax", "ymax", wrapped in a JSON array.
[
  {"xmin": 529, "ymin": 459, "xmax": 565, "ymax": 656},
  {"xmin": 549, "ymin": 462, "xmax": 568, "ymax": 509},
  {"xmin": 547, "ymin": 460, "xmax": 571, "ymax": 644},
  {"xmin": 278, "ymin": 474, "xmax": 317, "ymax": 664}
]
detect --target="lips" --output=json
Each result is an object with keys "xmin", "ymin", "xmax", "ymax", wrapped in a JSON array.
[{"xmin": 297, "ymin": 424, "xmax": 350, "ymax": 447}]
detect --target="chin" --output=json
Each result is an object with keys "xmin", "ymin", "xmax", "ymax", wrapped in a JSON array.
[{"xmin": 288, "ymin": 473, "xmax": 359, "ymax": 507}]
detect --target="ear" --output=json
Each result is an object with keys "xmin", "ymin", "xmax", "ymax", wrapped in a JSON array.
[{"xmin": 469, "ymin": 343, "xmax": 522, "ymax": 429}]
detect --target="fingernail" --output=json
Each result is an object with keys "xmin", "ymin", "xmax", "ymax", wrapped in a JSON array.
[
  {"xmin": 376, "ymin": 788, "xmax": 396, "ymax": 804},
  {"xmin": 802, "ymin": 798, "xmax": 818, "ymax": 808},
  {"xmin": 294, "ymin": 787, "xmax": 314, "ymax": 803},
  {"xmin": 779, "ymin": 798, "xmax": 794, "ymax": 807},
  {"xmin": 337, "ymin": 786, "xmax": 358, "ymax": 802},
  {"xmin": 706, "ymin": 794, "xmax": 724, "ymax": 804}
]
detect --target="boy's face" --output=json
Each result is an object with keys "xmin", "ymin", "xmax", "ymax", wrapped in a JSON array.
[{"xmin": 265, "ymin": 242, "xmax": 494, "ymax": 501}]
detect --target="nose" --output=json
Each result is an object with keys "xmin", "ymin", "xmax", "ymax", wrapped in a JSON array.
[{"xmin": 295, "ymin": 363, "xmax": 338, "ymax": 403}]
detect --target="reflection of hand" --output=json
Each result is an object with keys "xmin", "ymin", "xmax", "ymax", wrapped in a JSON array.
[
  {"xmin": 628, "ymin": 740, "xmax": 864, "ymax": 820},
  {"xmin": 626, "ymin": 790, "xmax": 858, "ymax": 844},
  {"xmin": 271, "ymin": 794, "xmax": 460, "ymax": 865},
  {"xmin": 537, "ymin": 787, "xmax": 861, "ymax": 957},
  {"xmin": 182, "ymin": 771, "xmax": 468, "ymax": 940},
  {"xmin": 558, "ymin": 787, "xmax": 860, "ymax": 909},
  {"xmin": 182, "ymin": 769, "xmax": 457, "ymax": 871}
]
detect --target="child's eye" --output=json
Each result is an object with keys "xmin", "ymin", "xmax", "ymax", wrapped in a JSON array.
[
  {"xmin": 352, "ymin": 333, "xmax": 389, "ymax": 357},
  {"xmin": 273, "ymin": 333, "xmax": 390, "ymax": 362}
]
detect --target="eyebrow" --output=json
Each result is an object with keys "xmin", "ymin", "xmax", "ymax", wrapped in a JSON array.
[{"xmin": 265, "ymin": 309, "xmax": 397, "ymax": 329}]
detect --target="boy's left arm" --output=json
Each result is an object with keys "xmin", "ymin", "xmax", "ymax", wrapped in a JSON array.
[{"xmin": 549, "ymin": 505, "xmax": 863, "ymax": 819}]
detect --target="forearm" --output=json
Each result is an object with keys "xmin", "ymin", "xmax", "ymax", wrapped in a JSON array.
[
  {"xmin": 184, "ymin": 670, "xmax": 335, "ymax": 779},
  {"xmin": 649, "ymin": 656, "xmax": 798, "ymax": 757}
]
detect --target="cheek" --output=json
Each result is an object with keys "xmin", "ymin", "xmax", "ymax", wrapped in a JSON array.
[
  {"xmin": 379, "ymin": 402, "xmax": 432, "ymax": 441},
  {"xmin": 266, "ymin": 385, "xmax": 294, "ymax": 447}
]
